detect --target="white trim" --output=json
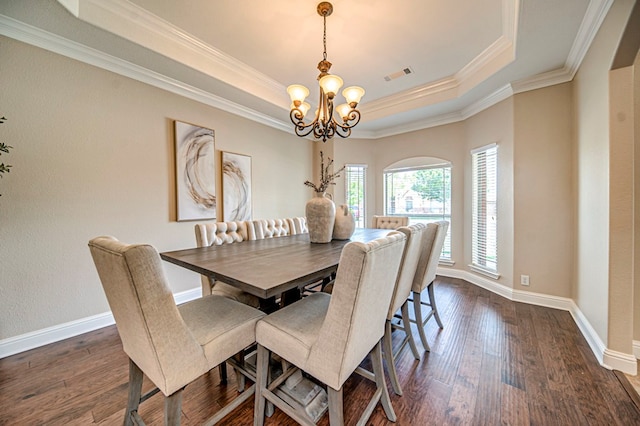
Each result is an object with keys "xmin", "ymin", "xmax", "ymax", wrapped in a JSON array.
[
  {"xmin": 436, "ymin": 267, "xmax": 637, "ymax": 375},
  {"xmin": 438, "ymin": 259, "xmax": 455, "ymax": 267},
  {"xmin": 469, "ymin": 264, "xmax": 501, "ymax": 280},
  {"xmin": 603, "ymin": 349, "xmax": 638, "ymax": 374},
  {"xmin": 470, "ymin": 143, "xmax": 498, "ymax": 155},
  {"xmin": 634, "ymin": 340, "xmax": 640, "ymax": 359},
  {"xmin": 0, "ymin": 287, "xmax": 201, "ymax": 359},
  {"xmin": 0, "ymin": 15, "xmax": 292, "ymax": 135}
]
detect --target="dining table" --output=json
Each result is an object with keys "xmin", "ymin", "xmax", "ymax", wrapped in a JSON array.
[{"xmin": 160, "ymin": 227, "xmax": 391, "ymax": 302}]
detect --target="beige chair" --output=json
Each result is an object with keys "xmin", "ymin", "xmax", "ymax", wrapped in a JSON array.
[
  {"xmin": 252, "ymin": 218, "xmax": 291, "ymax": 239},
  {"xmin": 254, "ymin": 232, "xmax": 407, "ymax": 426},
  {"xmin": 88, "ymin": 236, "xmax": 265, "ymax": 425},
  {"xmin": 194, "ymin": 222, "xmax": 260, "ymax": 307},
  {"xmin": 195, "ymin": 222, "xmax": 260, "ymax": 385},
  {"xmin": 372, "ymin": 215, "xmax": 409, "ymax": 229},
  {"xmin": 286, "ymin": 217, "xmax": 308, "ymax": 235},
  {"xmin": 411, "ymin": 221, "xmax": 450, "ymax": 352},
  {"xmin": 382, "ymin": 223, "xmax": 427, "ymax": 395}
]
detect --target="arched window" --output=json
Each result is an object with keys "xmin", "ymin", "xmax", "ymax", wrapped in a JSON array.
[{"xmin": 383, "ymin": 157, "xmax": 452, "ymax": 261}]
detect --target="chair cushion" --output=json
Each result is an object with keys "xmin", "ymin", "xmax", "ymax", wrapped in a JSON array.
[
  {"xmin": 179, "ymin": 295, "xmax": 265, "ymax": 367},
  {"xmin": 212, "ymin": 281, "xmax": 260, "ymax": 308},
  {"xmin": 256, "ymin": 293, "xmax": 330, "ymax": 368}
]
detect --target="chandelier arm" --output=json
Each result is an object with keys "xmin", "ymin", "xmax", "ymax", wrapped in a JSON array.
[
  {"xmin": 336, "ymin": 109, "xmax": 362, "ymax": 130},
  {"xmin": 290, "ymin": 109, "xmax": 317, "ymax": 138},
  {"xmin": 333, "ymin": 124, "xmax": 352, "ymax": 139}
]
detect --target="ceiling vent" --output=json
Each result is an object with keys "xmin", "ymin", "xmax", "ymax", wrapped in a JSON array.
[{"xmin": 384, "ymin": 67, "xmax": 413, "ymax": 82}]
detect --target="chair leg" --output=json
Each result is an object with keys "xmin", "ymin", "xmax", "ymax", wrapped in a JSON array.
[
  {"xmin": 327, "ymin": 386, "xmax": 344, "ymax": 425},
  {"xmin": 382, "ymin": 320, "xmax": 403, "ymax": 395},
  {"xmin": 219, "ymin": 362, "xmax": 228, "ymax": 385},
  {"xmin": 254, "ymin": 345, "xmax": 270, "ymax": 426},
  {"xmin": 371, "ymin": 340, "xmax": 396, "ymax": 422},
  {"xmin": 233, "ymin": 350, "xmax": 246, "ymax": 392},
  {"xmin": 125, "ymin": 359, "xmax": 144, "ymax": 426},
  {"xmin": 164, "ymin": 389, "xmax": 183, "ymax": 426},
  {"xmin": 413, "ymin": 291, "xmax": 431, "ymax": 352},
  {"xmin": 401, "ymin": 302, "xmax": 420, "ymax": 360},
  {"xmin": 428, "ymin": 282, "xmax": 444, "ymax": 329}
]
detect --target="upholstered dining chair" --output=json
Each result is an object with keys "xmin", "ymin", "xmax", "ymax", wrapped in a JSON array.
[
  {"xmin": 372, "ymin": 215, "xmax": 409, "ymax": 229},
  {"xmin": 253, "ymin": 232, "xmax": 407, "ymax": 426},
  {"xmin": 382, "ymin": 223, "xmax": 428, "ymax": 395},
  {"xmin": 88, "ymin": 236, "xmax": 265, "ymax": 426},
  {"xmin": 286, "ymin": 217, "xmax": 308, "ymax": 235},
  {"xmin": 194, "ymin": 222, "xmax": 259, "ymax": 307},
  {"xmin": 252, "ymin": 218, "xmax": 291, "ymax": 239},
  {"xmin": 410, "ymin": 220, "xmax": 450, "ymax": 352},
  {"xmin": 195, "ymin": 222, "xmax": 260, "ymax": 386}
]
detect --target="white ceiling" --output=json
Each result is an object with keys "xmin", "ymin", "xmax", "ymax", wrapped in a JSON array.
[{"xmin": 1, "ymin": 0, "xmax": 613, "ymax": 138}]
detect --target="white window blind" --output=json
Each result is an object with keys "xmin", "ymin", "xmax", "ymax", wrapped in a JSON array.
[
  {"xmin": 383, "ymin": 165, "xmax": 452, "ymax": 260},
  {"xmin": 471, "ymin": 144, "xmax": 498, "ymax": 273},
  {"xmin": 345, "ymin": 165, "xmax": 367, "ymax": 228}
]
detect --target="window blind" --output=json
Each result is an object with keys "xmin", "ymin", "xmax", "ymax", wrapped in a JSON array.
[
  {"xmin": 345, "ymin": 165, "xmax": 367, "ymax": 228},
  {"xmin": 471, "ymin": 145, "xmax": 498, "ymax": 273}
]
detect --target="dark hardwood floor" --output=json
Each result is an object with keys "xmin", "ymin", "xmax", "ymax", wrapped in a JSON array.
[{"xmin": 2, "ymin": 277, "xmax": 639, "ymax": 425}]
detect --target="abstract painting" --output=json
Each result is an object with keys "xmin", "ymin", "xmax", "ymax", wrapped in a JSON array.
[
  {"xmin": 174, "ymin": 120, "xmax": 216, "ymax": 221},
  {"xmin": 222, "ymin": 151, "xmax": 252, "ymax": 221}
]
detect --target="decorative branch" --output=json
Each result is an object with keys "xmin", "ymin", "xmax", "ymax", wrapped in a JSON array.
[
  {"xmin": 304, "ymin": 150, "xmax": 345, "ymax": 193},
  {"xmin": 0, "ymin": 116, "xmax": 11, "ymax": 197}
]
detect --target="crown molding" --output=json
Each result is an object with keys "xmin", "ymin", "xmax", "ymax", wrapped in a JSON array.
[
  {"xmin": 362, "ymin": 0, "xmax": 518, "ymax": 121},
  {"xmin": 511, "ymin": 0, "xmax": 613, "ymax": 93},
  {"xmin": 55, "ymin": 0, "xmax": 290, "ymax": 109},
  {"xmin": 0, "ymin": 14, "xmax": 292, "ymax": 134},
  {"xmin": 565, "ymin": 0, "xmax": 614, "ymax": 77},
  {"xmin": 4, "ymin": 0, "xmax": 612, "ymax": 140},
  {"xmin": 56, "ymin": 0, "xmax": 519, "ymax": 125}
]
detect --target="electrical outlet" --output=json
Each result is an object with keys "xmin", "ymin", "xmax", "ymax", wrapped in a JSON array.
[{"xmin": 520, "ymin": 275, "xmax": 530, "ymax": 286}]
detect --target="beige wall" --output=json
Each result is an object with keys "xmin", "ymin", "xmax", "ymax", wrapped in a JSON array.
[
  {"xmin": 572, "ymin": 0, "xmax": 635, "ymax": 346},
  {"xmin": 465, "ymin": 98, "xmax": 515, "ymax": 287},
  {"xmin": 513, "ymin": 84, "xmax": 574, "ymax": 298},
  {"xmin": 343, "ymin": 123, "xmax": 467, "ymax": 265},
  {"xmin": 0, "ymin": 37, "xmax": 312, "ymax": 339}
]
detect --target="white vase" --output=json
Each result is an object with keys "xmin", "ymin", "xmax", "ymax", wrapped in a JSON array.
[
  {"xmin": 306, "ymin": 192, "xmax": 335, "ymax": 243},
  {"xmin": 333, "ymin": 204, "xmax": 355, "ymax": 240}
]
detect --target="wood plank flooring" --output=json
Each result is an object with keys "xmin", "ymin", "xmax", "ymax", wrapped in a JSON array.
[{"xmin": 2, "ymin": 277, "xmax": 639, "ymax": 425}]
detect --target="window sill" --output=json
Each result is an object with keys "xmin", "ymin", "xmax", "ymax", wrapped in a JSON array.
[
  {"xmin": 469, "ymin": 264, "xmax": 501, "ymax": 280},
  {"xmin": 439, "ymin": 259, "xmax": 455, "ymax": 267}
]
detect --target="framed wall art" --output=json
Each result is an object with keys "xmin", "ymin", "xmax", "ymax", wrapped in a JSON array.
[
  {"xmin": 222, "ymin": 151, "xmax": 252, "ymax": 221},
  {"xmin": 174, "ymin": 120, "xmax": 216, "ymax": 221}
]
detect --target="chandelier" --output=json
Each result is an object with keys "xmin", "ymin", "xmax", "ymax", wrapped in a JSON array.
[{"xmin": 287, "ymin": 2, "xmax": 365, "ymax": 142}]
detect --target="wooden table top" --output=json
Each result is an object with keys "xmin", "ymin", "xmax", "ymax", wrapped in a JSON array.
[{"xmin": 160, "ymin": 228, "xmax": 391, "ymax": 299}]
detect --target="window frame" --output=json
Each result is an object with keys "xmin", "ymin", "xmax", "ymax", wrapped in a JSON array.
[
  {"xmin": 470, "ymin": 143, "xmax": 499, "ymax": 279},
  {"xmin": 382, "ymin": 163, "xmax": 452, "ymax": 262},
  {"xmin": 344, "ymin": 164, "xmax": 367, "ymax": 228}
]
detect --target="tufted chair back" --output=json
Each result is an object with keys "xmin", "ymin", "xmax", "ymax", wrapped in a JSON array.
[
  {"xmin": 372, "ymin": 215, "xmax": 409, "ymax": 229},
  {"xmin": 194, "ymin": 221, "xmax": 248, "ymax": 248},
  {"xmin": 252, "ymin": 218, "xmax": 290, "ymax": 239},
  {"xmin": 286, "ymin": 217, "xmax": 308, "ymax": 235}
]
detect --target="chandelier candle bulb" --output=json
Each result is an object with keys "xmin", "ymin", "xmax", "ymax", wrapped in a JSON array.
[
  {"xmin": 287, "ymin": 84, "xmax": 310, "ymax": 104},
  {"xmin": 343, "ymin": 86, "xmax": 365, "ymax": 106},
  {"xmin": 319, "ymin": 74, "xmax": 343, "ymax": 98},
  {"xmin": 336, "ymin": 103, "xmax": 352, "ymax": 121}
]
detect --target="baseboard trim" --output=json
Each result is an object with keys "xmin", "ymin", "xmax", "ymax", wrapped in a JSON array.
[
  {"xmin": 2, "ymin": 270, "xmax": 636, "ymax": 374},
  {"xmin": 0, "ymin": 287, "xmax": 201, "ymax": 359},
  {"xmin": 634, "ymin": 340, "xmax": 640, "ymax": 359},
  {"xmin": 437, "ymin": 267, "xmax": 637, "ymax": 375}
]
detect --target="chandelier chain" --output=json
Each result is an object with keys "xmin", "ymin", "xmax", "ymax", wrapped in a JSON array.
[{"xmin": 323, "ymin": 14, "xmax": 327, "ymax": 61}]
